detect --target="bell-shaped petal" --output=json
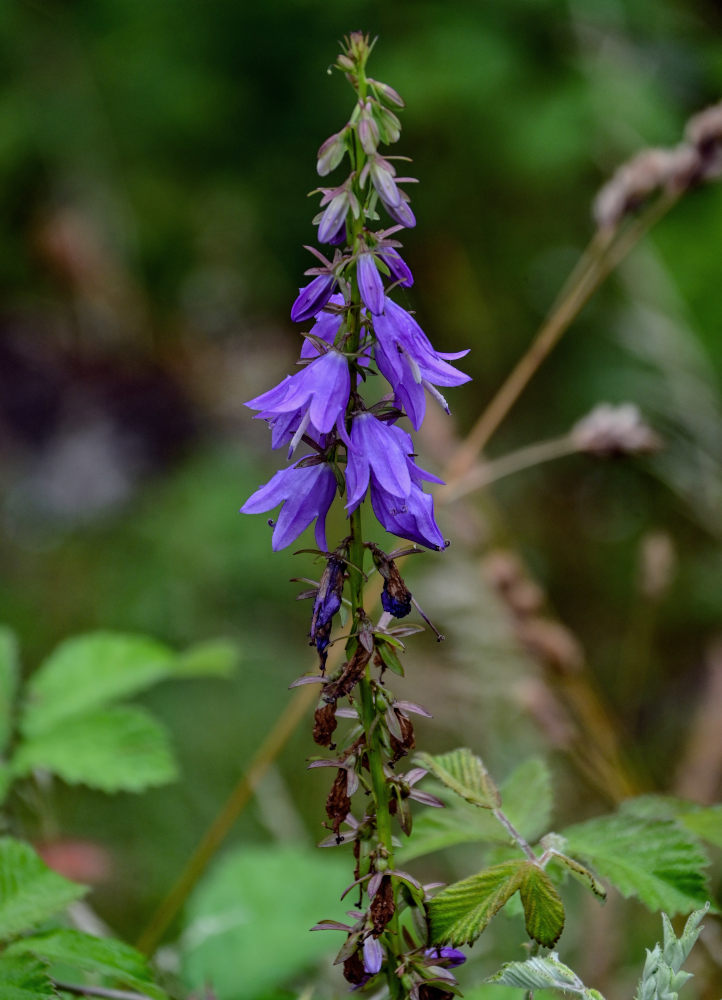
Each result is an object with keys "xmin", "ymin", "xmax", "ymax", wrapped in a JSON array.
[
  {"xmin": 357, "ymin": 253, "xmax": 385, "ymax": 315},
  {"xmin": 247, "ymin": 348, "xmax": 350, "ymax": 442},
  {"xmin": 291, "ymin": 274, "xmax": 336, "ymax": 323},
  {"xmin": 241, "ymin": 461, "xmax": 337, "ymax": 551},
  {"xmin": 370, "ymin": 479, "xmax": 446, "ymax": 550},
  {"xmin": 345, "ymin": 414, "xmax": 411, "ymax": 508}
]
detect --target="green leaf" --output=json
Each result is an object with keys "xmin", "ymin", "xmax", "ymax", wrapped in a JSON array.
[
  {"xmin": 174, "ymin": 638, "xmax": 240, "ymax": 678},
  {"xmin": 428, "ymin": 860, "xmax": 525, "ymax": 945},
  {"xmin": 375, "ymin": 639, "xmax": 404, "ymax": 676},
  {"xmin": 400, "ymin": 757, "xmax": 553, "ymax": 863},
  {"xmin": 180, "ymin": 845, "xmax": 349, "ymax": 1000},
  {"xmin": 12, "ymin": 706, "xmax": 178, "ymax": 793},
  {"xmin": 488, "ymin": 952, "xmax": 603, "ymax": 1000},
  {"xmin": 678, "ymin": 806, "xmax": 722, "ymax": 849},
  {"xmin": 518, "ymin": 864, "xmax": 565, "ymax": 947},
  {"xmin": 500, "ymin": 758, "xmax": 552, "ymax": 842},
  {"xmin": 0, "ymin": 838, "xmax": 86, "ymax": 938},
  {"xmin": 0, "ymin": 955, "xmax": 57, "ymax": 1000},
  {"xmin": 21, "ymin": 633, "xmax": 177, "ymax": 737},
  {"xmin": 561, "ymin": 815, "xmax": 710, "ymax": 914},
  {"xmin": 546, "ymin": 849, "xmax": 607, "ymax": 901},
  {"xmin": 415, "ymin": 748, "xmax": 501, "ymax": 808},
  {"xmin": 7, "ymin": 929, "xmax": 168, "ymax": 1000},
  {"xmin": 0, "ymin": 627, "xmax": 19, "ymax": 755}
]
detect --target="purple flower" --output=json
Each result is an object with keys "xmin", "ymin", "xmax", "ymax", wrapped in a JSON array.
[
  {"xmin": 425, "ymin": 947, "xmax": 466, "ymax": 969},
  {"xmin": 362, "ymin": 936, "xmax": 384, "ymax": 975},
  {"xmin": 343, "ymin": 416, "xmax": 445, "ymax": 549},
  {"xmin": 373, "ymin": 298, "xmax": 470, "ymax": 429},
  {"xmin": 370, "ymin": 479, "xmax": 445, "ymax": 550},
  {"xmin": 379, "ymin": 248, "xmax": 414, "ymax": 287},
  {"xmin": 309, "ymin": 552, "xmax": 346, "ymax": 668},
  {"xmin": 381, "ymin": 194, "xmax": 416, "ymax": 228},
  {"xmin": 246, "ymin": 349, "xmax": 350, "ymax": 451},
  {"xmin": 369, "ymin": 157, "xmax": 401, "ymax": 207},
  {"xmin": 240, "ymin": 461, "xmax": 337, "ymax": 551},
  {"xmin": 345, "ymin": 414, "xmax": 412, "ymax": 509},
  {"xmin": 291, "ymin": 274, "xmax": 336, "ymax": 323},
  {"xmin": 357, "ymin": 253, "xmax": 385, "ymax": 315},
  {"xmin": 318, "ymin": 191, "xmax": 349, "ymax": 244}
]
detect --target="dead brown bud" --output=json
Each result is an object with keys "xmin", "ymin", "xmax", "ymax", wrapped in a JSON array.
[{"xmin": 313, "ymin": 702, "xmax": 338, "ymax": 747}]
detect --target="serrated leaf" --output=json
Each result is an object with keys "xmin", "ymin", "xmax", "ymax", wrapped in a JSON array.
[
  {"xmin": 400, "ymin": 758, "xmax": 553, "ymax": 863},
  {"xmin": 12, "ymin": 707, "xmax": 178, "ymax": 793},
  {"xmin": 0, "ymin": 955, "xmax": 57, "ymax": 1000},
  {"xmin": 0, "ymin": 838, "xmax": 86, "ymax": 938},
  {"xmin": 548, "ymin": 851, "xmax": 607, "ymax": 900},
  {"xmin": 428, "ymin": 861, "xmax": 525, "ymax": 945},
  {"xmin": 518, "ymin": 863, "xmax": 565, "ymax": 947},
  {"xmin": 500, "ymin": 758, "xmax": 552, "ymax": 842},
  {"xmin": 175, "ymin": 639, "xmax": 240, "ymax": 678},
  {"xmin": 0, "ymin": 627, "xmax": 19, "ymax": 755},
  {"xmin": 562, "ymin": 815, "xmax": 710, "ymax": 914},
  {"xmin": 21, "ymin": 633, "xmax": 177, "ymax": 737},
  {"xmin": 7, "ymin": 929, "xmax": 168, "ymax": 1000},
  {"xmin": 415, "ymin": 748, "xmax": 501, "ymax": 809},
  {"xmin": 488, "ymin": 952, "xmax": 603, "ymax": 1000}
]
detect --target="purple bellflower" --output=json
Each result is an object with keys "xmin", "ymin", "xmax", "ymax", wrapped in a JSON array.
[
  {"xmin": 425, "ymin": 947, "xmax": 466, "ymax": 969},
  {"xmin": 343, "ymin": 415, "xmax": 446, "ymax": 549},
  {"xmin": 246, "ymin": 348, "xmax": 351, "ymax": 453},
  {"xmin": 370, "ymin": 478, "xmax": 446, "ymax": 550},
  {"xmin": 373, "ymin": 298, "xmax": 471, "ymax": 429},
  {"xmin": 291, "ymin": 274, "xmax": 337, "ymax": 323},
  {"xmin": 240, "ymin": 461, "xmax": 337, "ymax": 551},
  {"xmin": 378, "ymin": 247, "xmax": 414, "ymax": 287},
  {"xmin": 357, "ymin": 252, "xmax": 385, "ymax": 315}
]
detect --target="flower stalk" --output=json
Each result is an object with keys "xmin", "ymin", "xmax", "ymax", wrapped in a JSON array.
[{"xmin": 240, "ymin": 31, "xmax": 470, "ymax": 997}]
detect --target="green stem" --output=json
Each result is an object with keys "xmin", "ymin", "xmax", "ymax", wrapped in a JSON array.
[{"xmin": 344, "ymin": 59, "xmax": 402, "ymax": 991}]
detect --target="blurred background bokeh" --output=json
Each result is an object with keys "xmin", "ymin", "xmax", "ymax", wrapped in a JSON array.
[{"xmin": 1, "ymin": 0, "xmax": 721, "ymax": 997}]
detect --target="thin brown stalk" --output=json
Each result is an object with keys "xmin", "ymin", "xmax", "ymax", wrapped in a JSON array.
[{"xmin": 443, "ymin": 191, "xmax": 679, "ymax": 491}]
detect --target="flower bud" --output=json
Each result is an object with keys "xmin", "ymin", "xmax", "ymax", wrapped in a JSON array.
[
  {"xmin": 369, "ymin": 77, "xmax": 405, "ymax": 108},
  {"xmin": 317, "ymin": 129, "xmax": 348, "ymax": 177},
  {"xmin": 358, "ymin": 101, "xmax": 380, "ymax": 155},
  {"xmin": 373, "ymin": 104, "xmax": 402, "ymax": 144}
]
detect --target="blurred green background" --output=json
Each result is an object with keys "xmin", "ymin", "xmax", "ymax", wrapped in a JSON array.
[{"xmin": 1, "ymin": 0, "xmax": 721, "ymax": 997}]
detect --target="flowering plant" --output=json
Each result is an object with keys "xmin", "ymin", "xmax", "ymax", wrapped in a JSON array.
[{"xmin": 239, "ymin": 32, "xmax": 720, "ymax": 1000}]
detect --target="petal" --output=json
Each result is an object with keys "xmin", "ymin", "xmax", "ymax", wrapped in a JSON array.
[
  {"xmin": 240, "ymin": 466, "xmax": 296, "ymax": 514},
  {"xmin": 357, "ymin": 415, "xmax": 411, "ymax": 498},
  {"xmin": 357, "ymin": 253, "xmax": 385, "ymax": 315},
  {"xmin": 291, "ymin": 275, "xmax": 335, "ymax": 323},
  {"xmin": 307, "ymin": 351, "xmax": 351, "ymax": 434}
]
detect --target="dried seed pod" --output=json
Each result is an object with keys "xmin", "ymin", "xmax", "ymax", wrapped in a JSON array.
[
  {"xmin": 370, "ymin": 874, "xmax": 395, "ymax": 935},
  {"xmin": 326, "ymin": 768, "xmax": 352, "ymax": 836},
  {"xmin": 313, "ymin": 702, "xmax": 338, "ymax": 747}
]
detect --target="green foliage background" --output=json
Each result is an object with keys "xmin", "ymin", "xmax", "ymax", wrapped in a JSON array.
[{"xmin": 1, "ymin": 0, "xmax": 721, "ymax": 997}]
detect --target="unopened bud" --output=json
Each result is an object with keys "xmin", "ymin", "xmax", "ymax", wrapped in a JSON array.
[
  {"xmin": 373, "ymin": 104, "xmax": 402, "ymax": 145},
  {"xmin": 358, "ymin": 101, "xmax": 380, "ymax": 155},
  {"xmin": 317, "ymin": 129, "xmax": 348, "ymax": 177},
  {"xmin": 368, "ymin": 77, "xmax": 405, "ymax": 108}
]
